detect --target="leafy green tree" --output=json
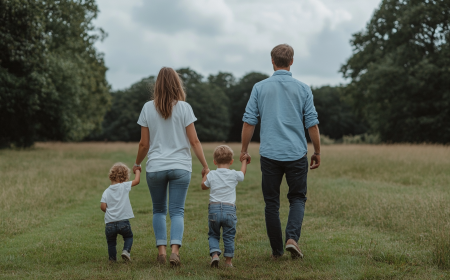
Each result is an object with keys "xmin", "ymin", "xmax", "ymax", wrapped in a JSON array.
[
  {"xmin": 208, "ymin": 72, "xmax": 236, "ymax": 91},
  {"xmin": 88, "ymin": 77, "xmax": 154, "ymax": 142},
  {"xmin": 341, "ymin": 0, "xmax": 450, "ymax": 143},
  {"xmin": 178, "ymin": 68, "xmax": 230, "ymax": 142},
  {"xmin": 312, "ymin": 86, "xmax": 367, "ymax": 139},
  {"xmin": 0, "ymin": 0, "xmax": 109, "ymax": 147},
  {"xmin": 90, "ymin": 69, "xmax": 231, "ymax": 142},
  {"xmin": 226, "ymin": 72, "xmax": 269, "ymax": 142}
]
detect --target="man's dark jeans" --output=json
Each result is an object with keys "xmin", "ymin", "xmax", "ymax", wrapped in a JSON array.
[
  {"xmin": 260, "ymin": 155, "xmax": 308, "ymax": 256},
  {"xmin": 105, "ymin": 220, "xmax": 133, "ymax": 261}
]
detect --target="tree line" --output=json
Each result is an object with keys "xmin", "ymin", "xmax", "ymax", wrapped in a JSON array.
[
  {"xmin": 0, "ymin": 0, "xmax": 109, "ymax": 148},
  {"xmin": 1, "ymin": 0, "xmax": 449, "ymax": 147},
  {"xmin": 86, "ymin": 69, "xmax": 367, "ymax": 143}
]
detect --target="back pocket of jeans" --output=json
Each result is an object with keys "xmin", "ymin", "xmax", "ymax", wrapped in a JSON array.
[
  {"xmin": 119, "ymin": 223, "xmax": 130, "ymax": 231},
  {"xmin": 208, "ymin": 213, "xmax": 217, "ymax": 223},
  {"xmin": 226, "ymin": 213, "xmax": 237, "ymax": 227},
  {"xmin": 171, "ymin": 169, "xmax": 190, "ymax": 180},
  {"xmin": 105, "ymin": 225, "xmax": 114, "ymax": 235}
]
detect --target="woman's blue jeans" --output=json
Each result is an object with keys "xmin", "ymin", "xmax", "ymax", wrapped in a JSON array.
[{"xmin": 146, "ymin": 169, "xmax": 191, "ymax": 247}]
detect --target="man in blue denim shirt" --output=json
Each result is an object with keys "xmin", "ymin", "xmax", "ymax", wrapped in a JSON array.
[{"xmin": 240, "ymin": 44, "xmax": 321, "ymax": 260}]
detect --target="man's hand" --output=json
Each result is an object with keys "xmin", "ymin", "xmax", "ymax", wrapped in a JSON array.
[
  {"xmin": 241, "ymin": 122, "xmax": 255, "ymax": 164},
  {"xmin": 308, "ymin": 124, "xmax": 321, "ymax": 170},
  {"xmin": 133, "ymin": 165, "xmax": 142, "ymax": 174},
  {"xmin": 240, "ymin": 153, "xmax": 248, "ymax": 162},
  {"xmin": 240, "ymin": 152, "xmax": 251, "ymax": 164},
  {"xmin": 310, "ymin": 154, "xmax": 320, "ymax": 169}
]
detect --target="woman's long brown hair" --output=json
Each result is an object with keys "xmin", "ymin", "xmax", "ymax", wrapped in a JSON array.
[{"xmin": 153, "ymin": 67, "xmax": 186, "ymax": 119}]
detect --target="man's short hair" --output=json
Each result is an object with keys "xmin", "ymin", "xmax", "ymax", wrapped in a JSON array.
[
  {"xmin": 213, "ymin": 145, "xmax": 234, "ymax": 164},
  {"xmin": 271, "ymin": 44, "xmax": 294, "ymax": 68}
]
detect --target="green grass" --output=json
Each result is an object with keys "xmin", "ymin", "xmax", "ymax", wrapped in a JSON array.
[{"xmin": 1, "ymin": 143, "xmax": 449, "ymax": 279}]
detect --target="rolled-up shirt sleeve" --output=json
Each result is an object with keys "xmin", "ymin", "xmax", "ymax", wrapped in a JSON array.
[
  {"xmin": 304, "ymin": 87, "xmax": 319, "ymax": 129},
  {"xmin": 242, "ymin": 86, "xmax": 260, "ymax": 125}
]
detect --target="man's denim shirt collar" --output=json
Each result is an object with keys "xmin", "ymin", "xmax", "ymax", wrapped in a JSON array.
[{"xmin": 272, "ymin": 70, "xmax": 292, "ymax": 77}]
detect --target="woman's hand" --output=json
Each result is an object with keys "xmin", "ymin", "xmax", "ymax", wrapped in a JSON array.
[
  {"xmin": 201, "ymin": 167, "xmax": 210, "ymax": 177},
  {"xmin": 133, "ymin": 165, "xmax": 142, "ymax": 174}
]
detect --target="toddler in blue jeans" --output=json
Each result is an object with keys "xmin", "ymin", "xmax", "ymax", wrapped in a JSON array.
[
  {"xmin": 201, "ymin": 145, "xmax": 247, "ymax": 268},
  {"xmin": 100, "ymin": 163, "xmax": 140, "ymax": 262}
]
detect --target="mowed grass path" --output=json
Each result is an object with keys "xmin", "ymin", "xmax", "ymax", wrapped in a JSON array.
[{"xmin": 1, "ymin": 143, "xmax": 449, "ymax": 279}]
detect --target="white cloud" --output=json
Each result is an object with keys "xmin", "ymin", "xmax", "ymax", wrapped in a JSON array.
[{"xmin": 94, "ymin": 0, "xmax": 381, "ymax": 89}]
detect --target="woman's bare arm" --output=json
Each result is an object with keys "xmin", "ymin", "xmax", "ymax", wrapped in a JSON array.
[
  {"xmin": 134, "ymin": 126, "xmax": 150, "ymax": 173},
  {"xmin": 186, "ymin": 123, "xmax": 209, "ymax": 176}
]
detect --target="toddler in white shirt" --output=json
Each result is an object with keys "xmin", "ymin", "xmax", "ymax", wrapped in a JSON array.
[
  {"xmin": 201, "ymin": 145, "xmax": 247, "ymax": 268},
  {"xmin": 100, "ymin": 163, "xmax": 140, "ymax": 262}
]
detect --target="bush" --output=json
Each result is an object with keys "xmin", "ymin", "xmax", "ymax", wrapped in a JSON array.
[
  {"xmin": 320, "ymin": 135, "xmax": 335, "ymax": 145},
  {"xmin": 343, "ymin": 133, "xmax": 381, "ymax": 144}
]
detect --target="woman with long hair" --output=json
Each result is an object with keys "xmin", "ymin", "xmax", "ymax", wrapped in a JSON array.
[{"xmin": 133, "ymin": 67, "xmax": 209, "ymax": 266}]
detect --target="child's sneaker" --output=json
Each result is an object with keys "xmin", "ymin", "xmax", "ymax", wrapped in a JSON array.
[
  {"xmin": 210, "ymin": 255, "xmax": 220, "ymax": 268},
  {"xmin": 121, "ymin": 250, "xmax": 131, "ymax": 261}
]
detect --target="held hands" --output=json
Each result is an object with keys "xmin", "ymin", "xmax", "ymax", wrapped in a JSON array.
[
  {"xmin": 201, "ymin": 166, "xmax": 210, "ymax": 178},
  {"xmin": 240, "ymin": 153, "xmax": 248, "ymax": 163},
  {"xmin": 133, "ymin": 165, "xmax": 142, "ymax": 174},
  {"xmin": 310, "ymin": 153, "xmax": 320, "ymax": 169},
  {"xmin": 240, "ymin": 152, "xmax": 251, "ymax": 164}
]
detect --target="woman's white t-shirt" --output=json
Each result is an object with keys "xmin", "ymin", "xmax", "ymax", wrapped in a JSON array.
[{"xmin": 137, "ymin": 101, "xmax": 197, "ymax": 173}]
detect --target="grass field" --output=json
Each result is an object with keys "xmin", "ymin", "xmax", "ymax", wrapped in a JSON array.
[{"xmin": 1, "ymin": 142, "xmax": 449, "ymax": 279}]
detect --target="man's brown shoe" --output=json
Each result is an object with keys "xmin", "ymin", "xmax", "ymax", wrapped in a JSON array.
[
  {"xmin": 270, "ymin": 254, "xmax": 283, "ymax": 260},
  {"xmin": 285, "ymin": 239, "xmax": 304, "ymax": 259}
]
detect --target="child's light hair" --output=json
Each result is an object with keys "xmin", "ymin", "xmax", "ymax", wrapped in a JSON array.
[
  {"xmin": 213, "ymin": 145, "xmax": 234, "ymax": 164},
  {"xmin": 109, "ymin": 162, "xmax": 130, "ymax": 183}
]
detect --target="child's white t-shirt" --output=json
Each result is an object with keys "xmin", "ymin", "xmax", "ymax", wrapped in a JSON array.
[
  {"xmin": 204, "ymin": 168, "xmax": 244, "ymax": 205},
  {"xmin": 100, "ymin": 181, "xmax": 134, "ymax": 224}
]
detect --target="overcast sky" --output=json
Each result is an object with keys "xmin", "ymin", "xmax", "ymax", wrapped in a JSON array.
[{"xmin": 94, "ymin": 0, "xmax": 381, "ymax": 90}]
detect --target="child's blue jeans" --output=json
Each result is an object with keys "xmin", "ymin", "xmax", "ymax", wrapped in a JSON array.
[
  {"xmin": 105, "ymin": 220, "xmax": 133, "ymax": 261},
  {"xmin": 208, "ymin": 203, "xmax": 237, "ymax": 258}
]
